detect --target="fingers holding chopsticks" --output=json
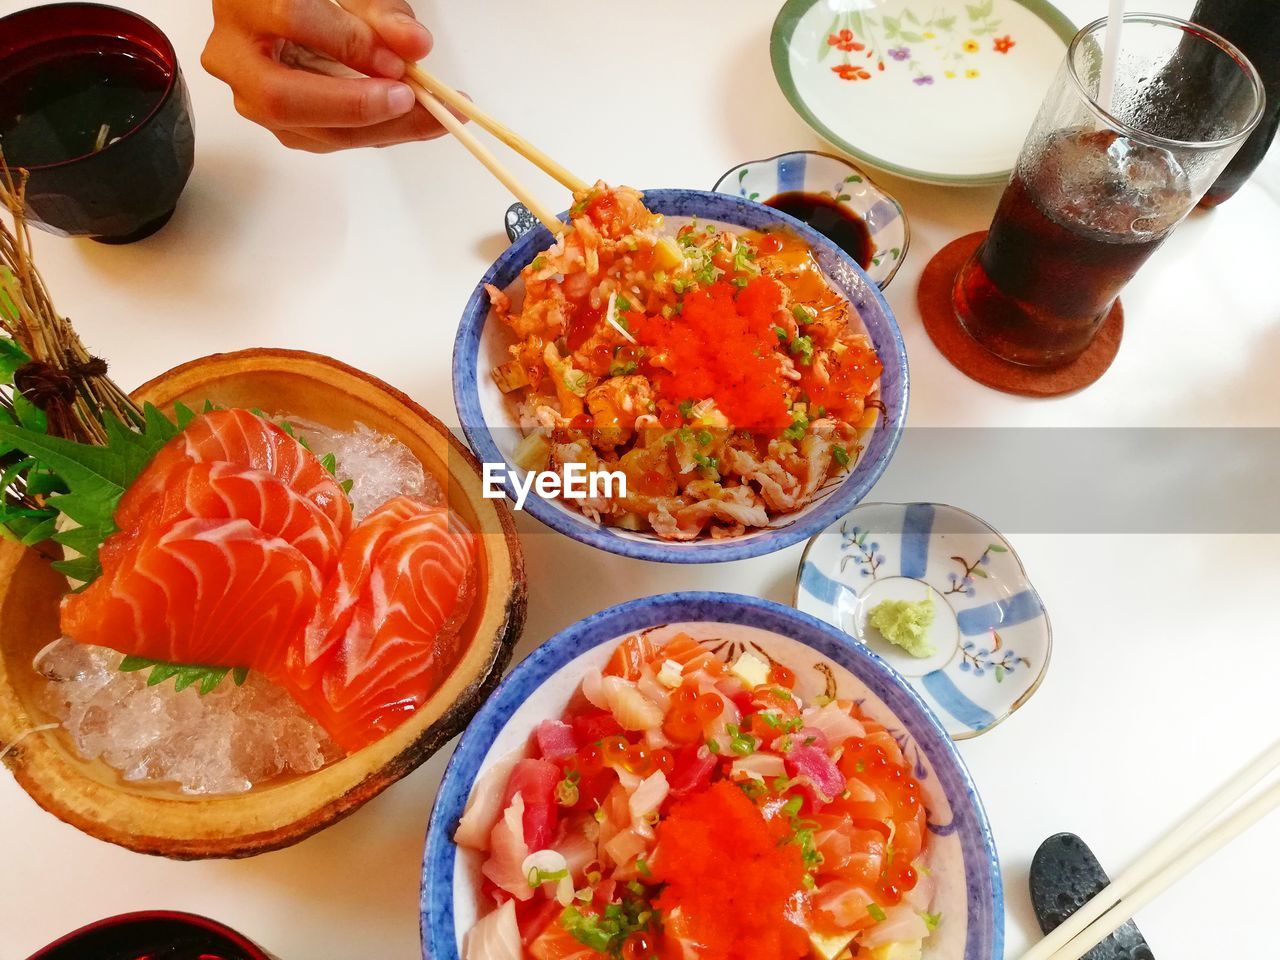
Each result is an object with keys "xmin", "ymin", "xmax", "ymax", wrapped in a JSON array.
[
  {"xmin": 203, "ymin": 0, "xmax": 454, "ymax": 151},
  {"xmin": 336, "ymin": 0, "xmax": 434, "ymax": 62}
]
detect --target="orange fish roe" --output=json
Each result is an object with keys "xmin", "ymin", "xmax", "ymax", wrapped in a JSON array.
[
  {"xmin": 636, "ymin": 278, "xmax": 792, "ymax": 434},
  {"xmin": 652, "ymin": 781, "xmax": 809, "ymax": 960}
]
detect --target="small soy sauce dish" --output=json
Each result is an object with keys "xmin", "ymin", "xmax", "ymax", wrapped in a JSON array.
[
  {"xmin": 713, "ymin": 150, "xmax": 909, "ymax": 290},
  {"xmin": 25, "ymin": 911, "xmax": 275, "ymax": 960},
  {"xmin": 0, "ymin": 3, "xmax": 195, "ymax": 243}
]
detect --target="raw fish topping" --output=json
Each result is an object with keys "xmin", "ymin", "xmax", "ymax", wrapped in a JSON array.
[
  {"xmin": 288, "ymin": 496, "xmax": 479, "ymax": 753},
  {"xmin": 457, "ymin": 633, "xmax": 937, "ymax": 960},
  {"xmin": 115, "ymin": 408, "xmax": 353, "ymax": 538},
  {"xmin": 489, "ymin": 183, "xmax": 883, "ymax": 542},
  {"xmin": 57, "ymin": 409, "xmax": 479, "ymax": 759}
]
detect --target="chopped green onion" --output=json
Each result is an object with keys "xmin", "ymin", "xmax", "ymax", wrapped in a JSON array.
[
  {"xmin": 832, "ymin": 445, "xmax": 851, "ymax": 467},
  {"xmin": 555, "ymin": 776, "xmax": 580, "ymax": 807},
  {"xmin": 781, "ymin": 411, "xmax": 809, "ymax": 442},
  {"xmin": 789, "ymin": 335, "xmax": 814, "ymax": 366},
  {"xmin": 867, "ymin": 904, "xmax": 887, "ymax": 923}
]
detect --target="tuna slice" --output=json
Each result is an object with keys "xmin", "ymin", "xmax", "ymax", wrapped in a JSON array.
[
  {"xmin": 286, "ymin": 496, "xmax": 479, "ymax": 752},
  {"xmin": 500, "ymin": 758, "xmax": 562, "ymax": 852}
]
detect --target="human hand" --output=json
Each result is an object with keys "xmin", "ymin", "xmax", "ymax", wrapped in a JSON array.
[{"xmin": 202, "ymin": 0, "xmax": 446, "ymax": 152}]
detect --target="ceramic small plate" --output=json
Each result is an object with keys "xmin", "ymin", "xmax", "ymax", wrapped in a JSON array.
[
  {"xmin": 770, "ymin": 0, "xmax": 1076, "ymax": 185},
  {"xmin": 712, "ymin": 151, "xmax": 908, "ymax": 289},
  {"xmin": 795, "ymin": 502, "xmax": 1050, "ymax": 739}
]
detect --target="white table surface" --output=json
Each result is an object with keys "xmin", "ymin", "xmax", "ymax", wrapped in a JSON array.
[{"xmin": 3, "ymin": 1, "xmax": 1277, "ymax": 957}]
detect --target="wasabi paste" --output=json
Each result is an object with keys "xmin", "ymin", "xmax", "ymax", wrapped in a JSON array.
[{"xmin": 867, "ymin": 595, "xmax": 936, "ymax": 658}]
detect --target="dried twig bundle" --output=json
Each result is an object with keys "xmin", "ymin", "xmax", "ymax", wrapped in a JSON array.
[{"xmin": 0, "ymin": 156, "xmax": 142, "ymax": 445}]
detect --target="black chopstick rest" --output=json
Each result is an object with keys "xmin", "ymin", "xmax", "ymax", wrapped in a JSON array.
[
  {"xmin": 505, "ymin": 202, "xmax": 538, "ymax": 243},
  {"xmin": 1029, "ymin": 833, "xmax": 1156, "ymax": 960}
]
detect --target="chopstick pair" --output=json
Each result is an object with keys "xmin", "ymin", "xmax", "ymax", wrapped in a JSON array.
[
  {"xmin": 402, "ymin": 63, "xmax": 587, "ymax": 234},
  {"xmin": 1020, "ymin": 740, "xmax": 1280, "ymax": 960}
]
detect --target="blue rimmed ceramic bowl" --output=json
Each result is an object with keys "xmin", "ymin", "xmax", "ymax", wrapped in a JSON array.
[
  {"xmin": 795, "ymin": 502, "xmax": 1051, "ymax": 740},
  {"xmin": 421, "ymin": 592, "xmax": 1003, "ymax": 960},
  {"xmin": 454, "ymin": 189, "xmax": 908, "ymax": 564},
  {"xmin": 712, "ymin": 151, "xmax": 909, "ymax": 289}
]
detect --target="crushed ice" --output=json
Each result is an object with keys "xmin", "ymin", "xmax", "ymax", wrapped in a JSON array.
[
  {"xmin": 38, "ymin": 640, "xmax": 340, "ymax": 795},
  {"xmin": 37, "ymin": 418, "xmax": 435, "ymax": 795},
  {"xmin": 288, "ymin": 417, "xmax": 442, "ymax": 521}
]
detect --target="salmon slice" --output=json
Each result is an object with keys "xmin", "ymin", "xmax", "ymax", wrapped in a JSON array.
[
  {"xmin": 286, "ymin": 496, "xmax": 427, "ymax": 689},
  {"xmin": 528, "ymin": 915, "xmax": 601, "ymax": 960},
  {"xmin": 115, "ymin": 409, "xmax": 352, "ymax": 540},
  {"xmin": 98, "ymin": 461, "xmax": 345, "ymax": 577},
  {"xmin": 286, "ymin": 496, "xmax": 478, "ymax": 752},
  {"xmin": 61, "ymin": 517, "xmax": 322, "ymax": 671}
]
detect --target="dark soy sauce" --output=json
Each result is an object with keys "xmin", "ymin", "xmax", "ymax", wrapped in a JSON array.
[
  {"xmin": 764, "ymin": 191, "xmax": 874, "ymax": 268},
  {"xmin": 0, "ymin": 38, "xmax": 170, "ymax": 167}
]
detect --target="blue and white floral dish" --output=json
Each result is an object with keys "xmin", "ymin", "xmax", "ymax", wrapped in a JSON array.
[
  {"xmin": 795, "ymin": 502, "xmax": 1051, "ymax": 740},
  {"xmin": 712, "ymin": 151, "xmax": 909, "ymax": 289},
  {"xmin": 421, "ymin": 592, "xmax": 1003, "ymax": 960},
  {"xmin": 457, "ymin": 188, "xmax": 908, "ymax": 564}
]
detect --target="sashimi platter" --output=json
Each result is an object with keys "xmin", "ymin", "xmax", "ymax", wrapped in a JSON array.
[{"xmin": 1, "ymin": 2, "xmax": 1275, "ymax": 959}]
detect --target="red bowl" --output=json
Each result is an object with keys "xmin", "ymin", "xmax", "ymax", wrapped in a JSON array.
[
  {"xmin": 26, "ymin": 910, "xmax": 274, "ymax": 960},
  {"xmin": 0, "ymin": 2, "xmax": 195, "ymax": 243}
]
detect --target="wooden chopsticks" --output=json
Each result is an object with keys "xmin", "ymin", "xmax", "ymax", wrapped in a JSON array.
[
  {"xmin": 1021, "ymin": 740, "xmax": 1280, "ymax": 960},
  {"xmin": 406, "ymin": 64, "xmax": 589, "ymax": 195},
  {"xmin": 402, "ymin": 63, "xmax": 588, "ymax": 234}
]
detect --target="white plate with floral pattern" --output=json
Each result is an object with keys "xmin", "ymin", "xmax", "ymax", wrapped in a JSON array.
[
  {"xmin": 770, "ymin": 0, "xmax": 1077, "ymax": 185},
  {"xmin": 794, "ymin": 502, "xmax": 1051, "ymax": 739}
]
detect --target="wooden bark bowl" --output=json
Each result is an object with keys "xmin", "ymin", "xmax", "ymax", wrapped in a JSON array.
[{"xmin": 0, "ymin": 349, "xmax": 526, "ymax": 858}]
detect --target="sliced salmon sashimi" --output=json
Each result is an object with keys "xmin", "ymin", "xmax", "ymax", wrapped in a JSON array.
[
  {"xmin": 286, "ymin": 496, "xmax": 478, "ymax": 753},
  {"xmin": 114, "ymin": 408, "xmax": 352, "ymax": 540},
  {"xmin": 97, "ymin": 461, "xmax": 345, "ymax": 577},
  {"xmin": 62, "ymin": 517, "xmax": 321, "ymax": 670},
  {"xmin": 59, "ymin": 410, "xmax": 478, "ymax": 755}
]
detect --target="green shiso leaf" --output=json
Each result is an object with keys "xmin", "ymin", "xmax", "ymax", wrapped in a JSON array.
[
  {"xmin": 118, "ymin": 655, "xmax": 249, "ymax": 696},
  {"xmin": 0, "ymin": 401, "xmax": 194, "ymax": 585}
]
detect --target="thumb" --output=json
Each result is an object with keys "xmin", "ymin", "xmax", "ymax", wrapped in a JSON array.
[{"xmin": 338, "ymin": 0, "xmax": 433, "ymax": 63}]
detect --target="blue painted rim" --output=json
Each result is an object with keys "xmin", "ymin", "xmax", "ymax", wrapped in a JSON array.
[
  {"xmin": 452, "ymin": 188, "xmax": 909, "ymax": 564},
  {"xmin": 420, "ymin": 592, "xmax": 1003, "ymax": 960}
]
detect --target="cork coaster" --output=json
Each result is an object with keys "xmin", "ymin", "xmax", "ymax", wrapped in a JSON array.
[{"xmin": 917, "ymin": 232, "xmax": 1123, "ymax": 397}]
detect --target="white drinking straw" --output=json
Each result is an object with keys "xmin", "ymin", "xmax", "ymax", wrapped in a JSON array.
[{"xmin": 1097, "ymin": 0, "xmax": 1126, "ymax": 112}]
